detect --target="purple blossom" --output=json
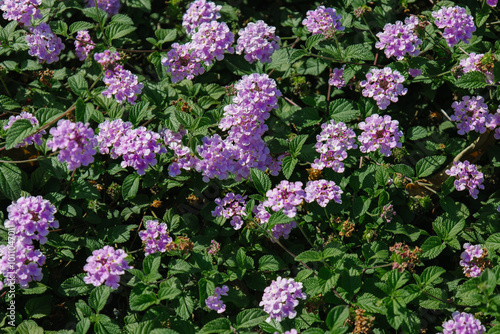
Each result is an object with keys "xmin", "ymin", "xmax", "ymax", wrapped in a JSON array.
[
  {"xmin": 302, "ymin": 6, "xmax": 345, "ymax": 38},
  {"xmin": 182, "ymin": 0, "xmax": 222, "ymax": 36},
  {"xmin": 458, "ymin": 53, "xmax": 494, "ymax": 84},
  {"xmin": 83, "ymin": 246, "xmax": 131, "ymax": 289},
  {"xmin": 212, "ymin": 193, "xmax": 248, "ymax": 230},
  {"xmin": 445, "ymin": 161, "xmax": 484, "ymax": 199},
  {"xmin": 46, "ymin": 120, "xmax": 97, "ymax": 171},
  {"xmin": 360, "ymin": 67, "xmax": 407, "ymax": 110},
  {"xmin": 260, "ymin": 277, "xmax": 307, "ymax": 322},
  {"xmin": 264, "ymin": 181, "xmax": 305, "ymax": 219},
  {"xmin": 236, "ymin": 20, "xmax": 280, "ymax": 64},
  {"xmin": 487, "ymin": 0, "xmax": 498, "ymax": 7},
  {"xmin": 357, "ymin": 114, "xmax": 403, "ymax": 157},
  {"xmin": 233, "ymin": 73, "xmax": 281, "ymax": 113},
  {"xmin": 0, "ymin": 0, "xmax": 41, "ymax": 26},
  {"xmin": 74, "ymin": 30, "xmax": 95, "ymax": 61},
  {"xmin": 191, "ymin": 21, "xmax": 234, "ymax": 66},
  {"xmin": 85, "ymin": 0, "xmax": 121, "ymax": 16},
  {"xmin": 139, "ymin": 220, "xmax": 173, "ymax": 256},
  {"xmin": 450, "ymin": 96, "xmax": 492, "ymax": 135},
  {"xmin": 25, "ymin": 23, "xmax": 65, "ymax": 64},
  {"xmin": 304, "ymin": 180, "xmax": 342, "ymax": 207},
  {"xmin": 311, "ymin": 120, "xmax": 357, "ymax": 172},
  {"xmin": 4, "ymin": 196, "xmax": 58, "ymax": 245},
  {"xmin": 207, "ymin": 240, "xmax": 220, "ymax": 255},
  {"xmin": 0, "ymin": 242, "xmax": 45, "ymax": 288},
  {"xmin": 328, "ymin": 65, "xmax": 346, "ymax": 88},
  {"xmin": 161, "ymin": 43, "xmax": 205, "ymax": 83},
  {"xmin": 375, "ymin": 16, "xmax": 422, "ymax": 60},
  {"xmin": 161, "ymin": 127, "xmax": 198, "ymax": 176},
  {"xmin": 439, "ymin": 312, "xmax": 485, "ymax": 334},
  {"xmin": 94, "ymin": 50, "xmax": 121, "ymax": 69},
  {"xmin": 3, "ymin": 112, "xmax": 44, "ymax": 147},
  {"xmin": 459, "ymin": 243, "xmax": 484, "ymax": 278},
  {"xmin": 206, "ymin": 285, "xmax": 228, "ymax": 313},
  {"xmin": 408, "ymin": 68, "xmax": 422, "ymax": 77},
  {"xmin": 96, "ymin": 119, "xmax": 134, "ymax": 157},
  {"xmin": 432, "ymin": 6, "xmax": 476, "ymax": 48},
  {"xmin": 102, "ymin": 65, "xmax": 143, "ymax": 104},
  {"xmin": 381, "ymin": 204, "xmax": 395, "ymax": 223}
]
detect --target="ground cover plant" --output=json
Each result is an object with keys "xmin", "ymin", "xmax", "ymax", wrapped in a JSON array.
[{"xmin": 1, "ymin": 0, "xmax": 500, "ymax": 333}]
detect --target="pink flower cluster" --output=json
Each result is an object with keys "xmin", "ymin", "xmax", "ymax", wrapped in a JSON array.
[
  {"xmin": 47, "ymin": 120, "xmax": 97, "ymax": 171},
  {"xmin": 3, "ymin": 112, "xmax": 44, "ymax": 147},
  {"xmin": 260, "ymin": 277, "xmax": 307, "ymax": 322},
  {"xmin": 182, "ymin": 0, "xmax": 222, "ymax": 36},
  {"xmin": 375, "ymin": 16, "xmax": 422, "ymax": 60},
  {"xmin": 360, "ymin": 67, "xmax": 407, "ymax": 110},
  {"xmin": 94, "ymin": 50, "xmax": 121, "ymax": 69},
  {"xmin": 207, "ymin": 240, "xmax": 220, "ymax": 255},
  {"xmin": 85, "ymin": 0, "xmax": 121, "ymax": 16},
  {"xmin": 236, "ymin": 20, "xmax": 280, "ymax": 64},
  {"xmin": 458, "ymin": 53, "xmax": 494, "ymax": 83},
  {"xmin": 83, "ymin": 246, "xmax": 132, "ymax": 289},
  {"xmin": 311, "ymin": 120, "xmax": 357, "ymax": 172},
  {"xmin": 450, "ymin": 96, "xmax": 496, "ymax": 135},
  {"xmin": 162, "ymin": 127, "xmax": 197, "ymax": 177},
  {"xmin": 162, "ymin": 43, "xmax": 206, "ymax": 83},
  {"xmin": 302, "ymin": 5, "xmax": 345, "ymax": 38},
  {"xmin": 0, "ymin": 243, "xmax": 45, "ymax": 289},
  {"xmin": 25, "ymin": 23, "xmax": 65, "ymax": 64},
  {"xmin": 459, "ymin": 243, "xmax": 485, "ymax": 278},
  {"xmin": 139, "ymin": 220, "xmax": 173, "ymax": 256},
  {"xmin": 212, "ymin": 193, "xmax": 248, "ymax": 230},
  {"xmin": 304, "ymin": 180, "xmax": 342, "ymax": 207},
  {"xmin": 357, "ymin": 114, "xmax": 403, "ymax": 157},
  {"xmin": 328, "ymin": 65, "xmax": 346, "ymax": 88},
  {"xmin": 74, "ymin": 30, "xmax": 95, "ymax": 61},
  {"xmin": 445, "ymin": 161, "xmax": 484, "ymax": 199},
  {"xmin": 432, "ymin": 6, "xmax": 476, "ymax": 48},
  {"xmin": 487, "ymin": 0, "xmax": 498, "ymax": 7},
  {"xmin": 0, "ymin": 0, "xmax": 41, "ymax": 26},
  {"xmin": 205, "ymin": 285, "xmax": 228, "ymax": 313},
  {"xmin": 439, "ymin": 312, "xmax": 485, "ymax": 334}
]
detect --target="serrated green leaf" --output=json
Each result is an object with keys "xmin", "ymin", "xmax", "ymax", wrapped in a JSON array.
[
  {"xmin": 59, "ymin": 275, "xmax": 93, "ymax": 297},
  {"xmin": 415, "ymin": 156, "xmax": 446, "ymax": 178},
  {"xmin": 89, "ymin": 285, "xmax": 111, "ymax": 313},
  {"xmin": 407, "ymin": 126, "xmax": 428, "ymax": 140},
  {"xmin": 325, "ymin": 305, "xmax": 349, "ymax": 332},
  {"xmin": 376, "ymin": 166, "xmax": 390, "ymax": 187},
  {"xmin": 259, "ymin": 255, "xmax": 285, "ymax": 271},
  {"xmin": 5, "ymin": 119, "xmax": 36, "ymax": 149},
  {"xmin": 289, "ymin": 49, "xmax": 308, "ymax": 63},
  {"xmin": 0, "ymin": 95, "xmax": 21, "ymax": 111},
  {"xmin": 289, "ymin": 135, "xmax": 308, "ymax": 157},
  {"xmin": 421, "ymin": 236, "xmax": 445, "ymax": 259},
  {"xmin": 329, "ymin": 99, "xmax": 360, "ymax": 122},
  {"xmin": 282, "ymin": 156, "xmax": 298, "ymax": 179},
  {"xmin": 25, "ymin": 295, "xmax": 51, "ymax": 319},
  {"xmin": 455, "ymin": 71, "xmax": 488, "ymax": 89},
  {"xmin": 69, "ymin": 74, "xmax": 88, "ymax": 96},
  {"xmin": 295, "ymin": 250, "xmax": 322, "ymax": 263},
  {"xmin": 268, "ymin": 210, "xmax": 294, "ymax": 229},
  {"xmin": 122, "ymin": 174, "xmax": 140, "ymax": 200},
  {"xmin": 250, "ymin": 168, "xmax": 272, "ymax": 195},
  {"xmin": 344, "ymin": 44, "xmax": 374, "ymax": 61},
  {"xmin": 70, "ymin": 21, "xmax": 95, "ymax": 34},
  {"xmin": 236, "ymin": 308, "xmax": 268, "ymax": 329},
  {"xmin": 199, "ymin": 318, "xmax": 231, "ymax": 333},
  {"xmin": 143, "ymin": 253, "xmax": 161, "ymax": 275},
  {"xmin": 306, "ymin": 34, "xmax": 325, "ymax": 50},
  {"xmin": 486, "ymin": 233, "xmax": 500, "ymax": 251},
  {"xmin": 0, "ymin": 162, "xmax": 22, "ymax": 200},
  {"xmin": 106, "ymin": 23, "xmax": 136, "ymax": 41}
]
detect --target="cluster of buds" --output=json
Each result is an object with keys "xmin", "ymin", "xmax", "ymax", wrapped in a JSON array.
[
  {"xmin": 389, "ymin": 243, "xmax": 421, "ymax": 272},
  {"xmin": 339, "ymin": 220, "xmax": 355, "ymax": 238},
  {"xmin": 167, "ymin": 236, "xmax": 194, "ymax": 254}
]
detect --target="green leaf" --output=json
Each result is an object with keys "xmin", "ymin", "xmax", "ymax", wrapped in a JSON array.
[
  {"xmin": 17, "ymin": 320, "xmax": 44, "ymax": 334},
  {"xmin": 106, "ymin": 23, "xmax": 136, "ymax": 41},
  {"xmin": 282, "ymin": 156, "xmax": 298, "ymax": 179},
  {"xmin": 59, "ymin": 275, "xmax": 93, "ymax": 297},
  {"xmin": 419, "ymin": 266, "xmax": 446, "ymax": 287},
  {"xmin": 25, "ymin": 295, "xmax": 52, "ymax": 319},
  {"xmin": 122, "ymin": 174, "xmax": 140, "ymax": 200},
  {"xmin": 295, "ymin": 250, "xmax": 322, "ymax": 263},
  {"xmin": 375, "ymin": 166, "xmax": 390, "ymax": 187},
  {"xmin": 421, "ymin": 236, "xmax": 445, "ymax": 259},
  {"xmin": 70, "ymin": 180, "xmax": 101, "ymax": 200},
  {"xmin": 344, "ymin": 44, "xmax": 374, "ymax": 61},
  {"xmin": 155, "ymin": 29, "xmax": 177, "ymax": 43},
  {"xmin": 49, "ymin": 20, "xmax": 68, "ymax": 36},
  {"xmin": 129, "ymin": 286, "xmax": 157, "ymax": 311},
  {"xmin": 325, "ymin": 305, "xmax": 349, "ymax": 333},
  {"xmin": 175, "ymin": 110, "xmax": 195, "ymax": 129},
  {"xmin": 5, "ymin": 119, "xmax": 36, "ymax": 149},
  {"xmin": 390, "ymin": 164, "xmax": 415, "ymax": 177},
  {"xmin": 415, "ymin": 156, "xmax": 446, "ymax": 178},
  {"xmin": 289, "ymin": 49, "xmax": 308, "ymax": 63},
  {"xmin": 290, "ymin": 135, "xmax": 308, "ymax": 157},
  {"xmin": 0, "ymin": 95, "xmax": 21, "ymax": 111},
  {"xmin": 329, "ymin": 99, "xmax": 360, "ymax": 123},
  {"xmin": 0, "ymin": 162, "xmax": 22, "ymax": 200},
  {"xmin": 486, "ymin": 233, "xmax": 500, "ymax": 251},
  {"xmin": 76, "ymin": 318, "xmax": 91, "ymax": 334},
  {"xmin": 143, "ymin": 253, "xmax": 161, "ymax": 275},
  {"xmin": 455, "ymin": 71, "xmax": 488, "ymax": 89},
  {"xmin": 268, "ymin": 210, "xmax": 294, "ymax": 229},
  {"xmin": 259, "ymin": 255, "xmax": 286, "ymax": 271},
  {"xmin": 89, "ymin": 285, "xmax": 112, "ymax": 313},
  {"xmin": 250, "ymin": 168, "xmax": 272, "ymax": 195},
  {"xmin": 69, "ymin": 74, "xmax": 88, "ymax": 96},
  {"xmin": 70, "ymin": 21, "xmax": 95, "ymax": 34},
  {"xmin": 37, "ymin": 107, "xmax": 64, "ymax": 126},
  {"xmin": 199, "ymin": 318, "xmax": 231, "ymax": 333},
  {"xmin": 407, "ymin": 126, "xmax": 428, "ymax": 140},
  {"xmin": 158, "ymin": 279, "xmax": 182, "ymax": 301},
  {"xmin": 236, "ymin": 308, "xmax": 268, "ymax": 329},
  {"xmin": 306, "ymin": 34, "xmax": 325, "ymax": 50},
  {"xmin": 175, "ymin": 295, "xmax": 195, "ymax": 320}
]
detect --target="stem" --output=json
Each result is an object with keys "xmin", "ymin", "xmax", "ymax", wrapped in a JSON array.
[
  {"xmin": 326, "ymin": 68, "xmax": 332, "ymax": 113},
  {"xmin": 361, "ymin": 16, "xmax": 378, "ymax": 41},
  {"xmin": 0, "ymin": 76, "xmax": 11, "ymax": 97},
  {"xmin": 309, "ymin": 52, "xmax": 384, "ymax": 68},
  {"xmin": 94, "ymin": 0, "xmax": 110, "ymax": 46},
  {"xmin": 297, "ymin": 224, "xmax": 315, "ymax": 249}
]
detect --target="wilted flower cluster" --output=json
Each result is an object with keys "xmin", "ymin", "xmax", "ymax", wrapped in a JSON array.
[
  {"xmin": 85, "ymin": 0, "xmax": 121, "ymax": 16},
  {"xmin": 3, "ymin": 112, "xmax": 44, "ymax": 147},
  {"xmin": 47, "ymin": 120, "xmax": 97, "ymax": 171},
  {"xmin": 182, "ymin": 0, "xmax": 222, "ymax": 35},
  {"xmin": 161, "ymin": 43, "xmax": 205, "ymax": 83},
  {"xmin": 445, "ymin": 160, "xmax": 484, "ymax": 199},
  {"xmin": 205, "ymin": 285, "xmax": 228, "ymax": 313},
  {"xmin": 357, "ymin": 114, "xmax": 403, "ymax": 157},
  {"xmin": 375, "ymin": 16, "xmax": 422, "ymax": 60},
  {"xmin": 304, "ymin": 180, "xmax": 342, "ymax": 207},
  {"xmin": 0, "ymin": 243, "xmax": 46, "ymax": 288},
  {"xmin": 360, "ymin": 67, "xmax": 407, "ymax": 110},
  {"xmin": 236, "ymin": 20, "xmax": 280, "ymax": 64},
  {"xmin": 328, "ymin": 65, "xmax": 346, "ymax": 88},
  {"xmin": 139, "ymin": 220, "xmax": 173, "ymax": 256},
  {"xmin": 74, "ymin": 30, "xmax": 95, "ymax": 61},
  {"xmin": 25, "ymin": 23, "xmax": 65, "ymax": 64},
  {"xmin": 212, "ymin": 193, "xmax": 248, "ymax": 230},
  {"xmin": 83, "ymin": 246, "xmax": 132, "ymax": 289},
  {"xmin": 102, "ymin": 65, "xmax": 144, "ymax": 104},
  {"xmin": 459, "ymin": 243, "xmax": 488, "ymax": 278},
  {"xmin": 380, "ymin": 204, "xmax": 396, "ymax": 223},
  {"xmin": 390, "ymin": 242, "xmax": 421, "ymax": 272},
  {"xmin": 260, "ymin": 277, "xmax": 307, "ymax": 322},
  {"xmin": 302, "ymin": 6, "xmax": 344, "ymax": 38},
  {"xmin": 451, "ymin": 96, "xmax": 496, "ymax": 135},
  {"xmin": 432, "ymin": 6, "xmax": 476, "ymax": 47},
  {"xmin": 439, "ymin": 312, "xmax": 485, "ymax": 334},
  {"xmin": 0, "ymin": 0, "xmax": 41, "ymax": 26},
  {"xmin": 311, "ymin": 120, "xmax": 357, "ymax": 172}
]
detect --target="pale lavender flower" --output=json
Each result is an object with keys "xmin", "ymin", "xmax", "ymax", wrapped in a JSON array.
[
  {"xmin": 360, "ymin": 67, "xmax": 407, "ymax": 110},
  {"xmin": 0, "ymin": 0, "xmax": 41, "ymax": 26},
  {"xmin": 3, "ymin": 112, "xmax": 44, "ymax": 147},
  {"xmin": 458, "ymin": 53, "xmax": 494, "ymax": 83},
  {"xmin": 264, "ymin": 181, "xmax": 305, "ymax": 219},
  {"xmin": 236, "ymin": 20, "xmax": 280, "ymax": 64},
  {"xmin": 233, "ymin": 73, "xmax": 281, "ymax": 113},
  {"xmin": 94, "ymin": 50, "xmax": 121, "ymax": 69},
  {"xmin": 304, "ymin": 180, "xmax": 342, "ymax": 207},
  {"xmin": 96, "ymin": 119, "xmax": 134, "ymax": 157},
  {"xmin": 83, "ymin": 246, "xmax": 132, "ymax": 289},
  {"xmin": 74, "ymin": 30, "xmax": 95, "ymax": 61},
  {"xmin": 182, "ymin": 0, "xmax": 222, "ymax": 36},
  {"xmin": 206, "ymin": 285, "xmax": 228, "ymax": 313},
  {"xmin": 432, "ymin": 6, "xmax": 476, "ymax": 47},
  {"xmin": 191, "ymin": 21, "xmax": 234, "ymax": 66},
  {"xmin": 439, "ymin": 312, "xmax": 485, "ymax": 334},
  {"xmin": 328, "ymin": 65, "xmax": 346, "ymax": 88},
  {"xmin": 0, "ymin": 242, "xmax": 45, "ymax": 288},
  {"xmin": 85, "ymin": 0, "xmax": 121, "ymax": 16},
  {"xmin": 212, "ymin": 193, "xmax": 248, "ymax": 230},
  {"xmin": 302, "ymin": 6, "xmax": 344, "ymax": 37},
  {"xmin": 102, "ymin": 65, "xmax": 143, "ymax": 104},
  {"xmin": 459, "ymin": 243, "xmax": 484, "ymax": 278},
  {"xmin": 260, "ymin": 277, "xmax": 307, "ymax": 322},
  {"xmin": 409, "ymin": 68, "xmax": 422, "ymax": 77},
  {"xmin": 276, "ymin": 331, "xmax": 298, "ymax": 334},
  {"xmin": 450, "ymin": 96, "xmax": 492, "ymax": 135},
  {"xmin": 161, "ymin": 43, "xmax": 205, "ymax": 83},
  {"xmin": 25, "ymin": 23, "xmax": 65, "ymax": 64},
  {"xmin": 357, "ymin": 114, "xmax": 403, "ymax": 157},
  {"xmin": 445, "ymin": 161, "xmax": 484, "ymax": 199},
  {"xmin": 375, "ymin": 16, "xmax": 421, "ymax": 60},
  {"xmin": 139, "ymin": 220, "xmax": 173, "ymax": 256}
]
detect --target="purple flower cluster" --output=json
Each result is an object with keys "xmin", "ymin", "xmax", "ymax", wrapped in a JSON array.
[
  {"xmin": 191, "ymin": 21, "xmax": 235, "ymax": 66},
  {"xmin": 311, "ymin": 120, "xmax": 357, "ymax": 173},
  {"xmin": 357, "ymin": 114, "xmax": 403, "ymax": 157},
  {"xmin": 302, "ymin": 6, "xmax": 345, "ymax": 38},
  {"xmin": 459, "ymin": 243, "xmax": 484, "ymax": 278},
  {"xmin": 85, "ymin": 0, "xmax": 121, "ymax": 16},
  {"xmin": 445, "ymin": 161, "xmax": 484, "ymax": 199},
  {"xmin": 96, "ymin": 119, "xmax": 133, "ymax": 157},
  {"xmin": 0, "ymin": 243, "xmax": 45, "ymax": 289},
  {"xmin": 360, "ymin": 67, "xmax": 407, "ymax": 110},
  {"xmin": 439, "ymin": 312, "xmax": 485, "ymax": 334},
  {"xmin": 25, "ymin": 23, "xmax": 65, "ymax": 64},
  {"xmin": 260, "ymin": 277, "xmax": 307, "ymax": 322},
  {"xmin": 102, "ymin": 65, "xmax": 144, "ymax": 104},
  {"xmin": 74, "ymin": 30, "xmax": 95, "ymax": 61},
  {"xmin": 450, "ymin": 96, "xmax": 495, "ymax": 135},
  {"xmin": 304, "ymin": 180, "xmax": 342, "ymax": 207},
  {"xmin": 206, "ymin": 285, "xmax": 228, "ymax": 313},
  {"xmin": 47, "ymin": 120, "xmax": 97, "ymax": 171},
  {"xmin": 376, "ymin": 16, "xmax": 421, "ymax": 60},
  {"xmin": 409, "ymin": 68, "xmax": 422, "ymax": 77},
  {"xmin": 94, "ymin": 50, "xmax": 121, "ymax": 69},
  {"xmin": 139, "ymin": 220, "xmax": 173, "ymax": 256},
  {"xmin": 5, "ymin": 196, "xmax": 58, "ymax": 245},
  {"xmin": 328, "ymin": 65, "xmax": 346, "ymax": 88},
  {"xmin": 487, "ymin": 0, "xmax": 498, "ymax": 7},
  {"xmin": 182, "ymin": 0, "xmax": 222, "ymax": 36},
  {"xmin": 458, "ymin": 53, "xmax": 494, "ymax": 83},
  {"xmin": 161, "ymin": 43, "xmax": 205, "ymax": 83},
  {"xmin": 3, "ymin": 112, "xmax": 44, "ymax": 147},
  {"xmin": 432, "ymin": 6, "xmax": 476, "ymax": 48},
  {"xmin": 207, "ymin": 240, "xmax": 220, "ymax": 255},
  {"xmin": 83, "ymin": 246, "xmax": 132, "ymax": 289},
  {"xmin": 0, "ymin": 0, "xmax": 41, "ymax": 26},
  {"xmin": 276, "ymin": 331, "xmax": 298, "ymax": 334},
  {"xmin": 161, "ymin": 127, "xmax": 198, "ymax": 177},
  {"xmin": 212, "ymin": 193, "xmax": 248, "ymax": 230},
  {"xmin": 236, "ymin": 20, "xmax": 280, "ymax": 64},
  {"xmin": 381, "ymin": 204, "xmax": 396, "ymax": 223}
]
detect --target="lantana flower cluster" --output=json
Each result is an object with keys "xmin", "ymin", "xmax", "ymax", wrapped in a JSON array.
[
  {"xmin": 328, "ymin": 65, "xmax": 346, "ymax": 88},
  {"xmin": 83, "ymin": 246, "xmax": 132, "ymax": 289},
  {"xmin": 360, "ymin": 67, "xmax": 407, "ymax": 110},
  {"xmin": 302, "ymin": 5, "xmax": 345, "ymax": 38},
  {"xmin": 25, "ymin": 23, "xmax": 65, "ymax": 64},
  {"xmin": 459, "ymin": 243, "xmax": 486, "ymax": 278},
  {"xmin": 85, "ymin": 0, "xmax": 121, "ymax": 16},
  {"xmin": 432, "ymin": 6, "xmax": 476, "ymax": 48},
  {"xmin": 0, "ymin": 0, "xmax": 41, "ymax": 26},
  {"xmin": 74, "ymin": 30, "xmax": 95, "ymax": 61},
  {"xmin": 205, "ymin": 285, "xmax": 229, "ymax": 313},
  {"xmin": 445, "ymin": 161, "xmax": 484, "ymax": 199},
  {"xmin": 375, "ymin": 16, "xmax": 422, "ymax": 60},
  {"xmin": 236, "ymin": 20, "xmax": 280, "ymax": 64},
  {"xmin": 161, "ymin": 43, "xmax": 206, "ymax": 83},
  {"xmin": 182, "ymin": 0, "xmax": 222, "ymax": 36},
  {"xmin": 458, "ymin": 53, "xmax": 494, "ymax": 84},
  {"xmin": 3, "ymin": 112, "xmax": 44, "ymax": 147},
  {"xmin": 439, "ymin": 312, "xmax": 485, "ymax": 334},
  {"xmin": 212, "ymin": 193, "xmax": 248, "ymax": 230},
  {"xmin": 0, "ymin": 243, "xmax": 46, "ymax": 289},
  {"xmin": 139, "ymin": 220, "xmax": 173, "ymax": 256},
  {"xmin": 260, "ymin": 277, "xmax": 307, "ymax": 322},
  {"xmin": 450, "ymin": 96, "xmax": 496, "ymax": 135},
  {"xmin": 161, "ymin": 127, "xmax": 198, "ymax": 177},
  {"xmin": 357, "ymin": 114, "xmax": 403, "ymax": 157},
  {"xmin": 304, "ymin": 180, "xmax": 343, "ymax": 207}
]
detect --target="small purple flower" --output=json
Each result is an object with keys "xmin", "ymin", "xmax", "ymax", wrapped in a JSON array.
[
  {"xmin": 450, "ymin": 96, "xmax": 492, "ymax": 135},
  {"xmin": 360, "ymin": 67, "xmax": 407, "ymax": 110},
  {"xmin": 94, "ymin": 50, "xmax": 121, "ymax": 69},
  {"xmin": 74, "ymin": 30, "xmax": 95, "ymax": 61},
  {"xmin": 182, "ymin": 0, "xmax": 222, "ymax": 36},
  {"xmin": 207, "ymin": 240, "xmax": 220, "ymax": 255},
  {"xmin": 0, "ymin": 242, "xmax": 46, "ymax": 288},
  {"xmin": 328, "ymin": 65, "xmax": 346, "ymax": 88},
  {"xmin": 260, "ymin": 277, "xmax": 307, "ymax": 322},
  {"xmin": 236, "ymin": 20, "xmax": 280, "ymax": 64},
  {"xmin": 445, "ymin": 161, "xmax": 484, "ymax": 199},
  {"xmin": 432, "ymin": 6, "xmax": 476, "ymax": 48},
  {"xmin": 139, "ymin": 220, "xmax": 173, "ymax": 256},
  {"xmin": 0, "ymin": 0, "xmax": 42, "ymax": 26},
  {"xmin": 46, "ymin": 120, "xmax": 97, "ymax": 171},
  {"xmin": 264, "ymin": 181, "xmax": 305, "ymax": 219},
  {"xmin": 83, "ymin": 246, "xmax": 132, "ymax": 289},
  {"xmin": 458, "ymin": 53, "xmax": 494, "ymax": 84},
  {"xmin": 375, "ymin": 16, "xmax": 421, "ymax": 60},
  {"xmin": 191, "ymin": 21, "xmax": 234, "ymax": 66},
  {"xmin": 206, "ymin": 285, "xmax": 228, "ymax": 313},
  {"xmin": 487, "ymin": 0, "xmax": 498, "ymax": 7},
  {"xmin": 459, "ymin": 243, "xmax": 484, "ymax": 278},
  {"xmin": 302, "ymin": 6, "xmax": 344, "ymax": 38},
  {"xmin": 161, "ymin": 43, "xmax": 205, "ymax": 83},
  {"xmin": 96, "ymin": 119, "xmax": 134, "ymax": 157},
  {"xmin": 357, "ymin": 114, "xmax": 403, "ymax": 157},
  {"xmin": 381, "ymin": 204, "xmax": 395, "ymax": 223},
  {"xmin": 25, "ymin": 23, "xmax": 65, "ymax": 64},
  {"xmin": 408, "ymin": 68, "xmax": 422, "ymax": 77},
  {"xmin": 102, "ymin": 65, "xmax": 143, "ymax": 104},
  {"xmin": 304, "ymin": 180, "xmax": 342, "ymax": 207},
  {"xmin": 3, "ymin": 112, "xmax": 44, "ymax": 147},
  {"xmin": 212, "ymin": 193, "xmax": 248, "ymax": 230},
  {"xmin": 438, "ymin": 312, "xmax": 485, "ymax": 334},
  {"xmin": 85, "ymin": 0, "xmax": 121, "ymax": 16}
]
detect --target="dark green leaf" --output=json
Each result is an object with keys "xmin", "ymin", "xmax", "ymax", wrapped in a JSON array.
[
  {"xmin": 25, "ymin": 295, "xmax": 52, "ymax": 319},
  {"xmin": 122, "ymin": 174, "xmax": 140, "ymax": 200},
  {"xmin": 295, "ymin": 250, "xmax": 322, "ymax": 263},
  {"xmin": 325, "ymin": 305, "xmax": 349, "ymax": 332},
  {"xmin": 89, "ymin": 285, "xmax": 111, "ymax": 313},
  {"xmin": 421, "ymin": 236, "xmax": 445, "ymax": 259},
  {"xmin": 106, "ymin": 23, "xmax": 136, "ymax": 41},
  {"xmin": 199, "ymin": 318, "xmax": 231, "ymax": 333},
  {"xmin": 69, "ymin": 74, "xmax": 88, "ymax": 96},
  {"xmin": 344, "ymin": 44, "xmax": 374, "ymax": 61},
  {"xmin": 0, "ymin": 162, "xmax": 22, "ymax": 200},
  {"xmin": 0, "ymin": 95, "xmax": 21, "ymax": 111},
  {"xmin": 415, "ymin": 156, "xmax": 446, "ymax": 178},
  {"xmin": 69, "ymin": 21, "xmax": 95, "ymax": 34},
  {"xmin": 5, "ymin": 119, "xmax": 36, "ymax": 150},
  {"xmin": 250, "ymin": 168, "xmax": 272, "ymax": 195},
  {"xmin": 455, "ymin": 71, "xmax": 488, "ymax": 89},
  {"xmin": 282, "ymin": 156, "xmax": 298, "ymax": 179},
  {"xmin": 236, "ymin": 308, "xmax": 268, "ymax": 329}
]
